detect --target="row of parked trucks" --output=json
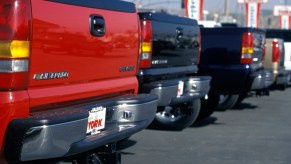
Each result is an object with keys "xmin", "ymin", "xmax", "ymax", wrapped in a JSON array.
[{"xmin": 0, "ymin": 0, "xmax": 290, "ymax": 163}]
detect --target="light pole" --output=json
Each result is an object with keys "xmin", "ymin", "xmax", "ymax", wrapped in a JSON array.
[
  {"xmin": 225, "ymin": 0, "xmax": 229, "ymax": 16},
  {"xmin": 214, "ymin": 13, "xmax": 219, "ymax": 22},
  {"xmin": 203, "ymin": 10, "xmax": 209, "ymax": 20}
]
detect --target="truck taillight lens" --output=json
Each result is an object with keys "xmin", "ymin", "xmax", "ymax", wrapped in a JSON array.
[
  {"xmin": 139, "ymin": 20, "xmax": 152, "ymax": 69},
  {"xmin": 197, "ymin": 27, "xmax": 201, "ymax": 64},
  {"xmin": 0, "ymin": 0, "xmax": 31, "ymax": 90},
  {"xmin": 241, "ymin": 32, "xmax": 254, "ymax": 64},
  {"xmin": 262, "ymin": 43, "xmax": 266, "ymax": 63},
  {"xmin": 272, "ymin": 40, "xmax": 281, "ymax": 62}
]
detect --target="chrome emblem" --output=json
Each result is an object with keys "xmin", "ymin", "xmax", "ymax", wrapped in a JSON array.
[
  {"xmin": 33, "ymin": 71, "xmax": 69, "ymax": 80},
  {"xmin": 120, "ymin": 66, "xmax": 135, "ymax": 72},
  {"xmin": 152, "ymin": 60, "xmax": 168, "ymax": 65}
]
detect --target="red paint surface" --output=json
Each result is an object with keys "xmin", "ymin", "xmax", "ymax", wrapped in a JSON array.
[
  {"xmin": 0, "ymin": 1, "xmax": 140, "ymax": 162},
  {"xmin": 0, "ymin": 91, "xmax": 30, "ymax": 163},
  {"xmin": 29, "ymin": 1, "xmax": 140, "ymax": 87},
  {"xmin": 28, "ymin": 76, "xmax": 138, "ymax": 108}
]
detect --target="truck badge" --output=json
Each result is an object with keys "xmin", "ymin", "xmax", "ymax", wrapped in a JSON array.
[
  {"xmin": 33, "ymin": 71, "xmax": 69, "ymax": 80},
  {"xmin": 120, "ymin": 66, "xmax": 135, "ymax": 72},
  {"xmin": 152, "ymin": 60, "xmax": 168, "ymax": 65}
]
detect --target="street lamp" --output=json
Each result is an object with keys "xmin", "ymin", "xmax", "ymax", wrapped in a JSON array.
[
  {"xmin": 203, "ymin": 10, "xmax": 209, "ymax": 20},
  {"xmin": 214, "ymin": 13, "xmax": 219, "ymax": 22}
]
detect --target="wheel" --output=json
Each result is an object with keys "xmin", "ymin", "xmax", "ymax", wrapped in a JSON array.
[
  {"xmin": 197, "ymin": 95, "xmax": 219, "ymax": 120},
  {"xmin": 215, "ymin": 94, "xmax": 239, "ymax": 111},
  {"xmin": 277, "ymin": 83, "xmax": 287, "ymax": 91},
  {"xmin": 149, "ymin": 99, "xmax": 201, "ymax": 131}
]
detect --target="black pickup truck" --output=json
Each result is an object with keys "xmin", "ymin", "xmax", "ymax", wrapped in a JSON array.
[
  {"xmin": 137, "ymin": 12, "xmax": 211, "ymax": 130},
  {"xmin": 198, "ymin": 27, "xmax": 273, "ymax": 118}
]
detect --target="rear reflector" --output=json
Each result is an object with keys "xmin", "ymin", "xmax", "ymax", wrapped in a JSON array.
[{"xmin": 0, "ymin": 72, "xmax": 29, "ymax": 90}]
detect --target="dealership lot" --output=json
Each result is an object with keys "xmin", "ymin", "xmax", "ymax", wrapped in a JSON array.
[{"xmin": 119, "ymin": 88, "xmax": 291, "ymax": 164}]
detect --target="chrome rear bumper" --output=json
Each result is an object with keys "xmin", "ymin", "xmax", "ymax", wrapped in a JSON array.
[
  {"xmin": 274, "ymin": 70, "xmax": 289, "ymax": 86},
  {"xmin": 250, "ymin": 70, "xmax": 273, "ymax": 90},
  {"xmin": 140, "ymin": 76, "xmax": 211, "ymax": 106},
  {"xmin": 5, "ymin": 94, "xmax": 157, "ymax": 162}
]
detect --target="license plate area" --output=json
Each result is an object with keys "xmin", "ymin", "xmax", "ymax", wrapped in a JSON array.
[{"xmin": 86, "ymin": 106, "xmax": 106, "ymax": 135}]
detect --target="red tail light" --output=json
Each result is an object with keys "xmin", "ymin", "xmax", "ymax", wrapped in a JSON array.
[
  {"xmin": 262, "ymin": 42, "xmax": 266, "ymax": 63},
  {"xmin": 0, "ymin": 0, "xmax": 31, "ymax": 90},
  {"xmin": 197, "ymin": 27, "xmax": 201, "ymax": 64},
  {"xmin": 139, "ymin": 20, "xmax": 152, "ymax": 69},
  {"xmin": 241, "ymin": 32, "xmax": 254, "ymax": 64},
  {"xmin": 272, "ymin": 39, "xmax": 281, "ymax": 62}
]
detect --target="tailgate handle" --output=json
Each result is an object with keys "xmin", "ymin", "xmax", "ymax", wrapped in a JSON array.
[
  {"xmin": 90, "ymin": 15, "xmax": 105, "ymax": 37},
  {"xmin": 176, "ymin": 27, "xmax": 184, "ymax": 41}
]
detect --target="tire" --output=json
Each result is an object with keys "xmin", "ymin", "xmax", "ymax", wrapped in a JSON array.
[
  {"xmin": 149, "ymin": 99, "xmax": 201, "ymax": 131},
  {"xmin": 197, "ymin": 95, "xmax": 219, "ymax": 120},
  {"xmin": 277, "ymin": 83, "xmax": 287, "ymax": 91},
  {"xmin": 215, "ymin": 94, "xmax": 239, "ymax": 111}
]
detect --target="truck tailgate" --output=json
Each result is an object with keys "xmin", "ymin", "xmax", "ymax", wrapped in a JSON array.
[
  {"xmin": 200, "ymin": 27, "xmax": 265, "ymax": 67},
  {"xmin": 139, "ymin": 12, "xmax": 200, "ymax": 68},
  {"xmin": 29, "ymin": 0, "xmax": 139, "ymax": 87}
]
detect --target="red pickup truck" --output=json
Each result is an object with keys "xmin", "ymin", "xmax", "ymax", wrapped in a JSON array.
[{"xmin": 0, "ymin": 0, "xmax": 157, "ymax": 163}]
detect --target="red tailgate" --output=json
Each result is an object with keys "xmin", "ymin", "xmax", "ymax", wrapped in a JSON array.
[{"xmin": 29, "ymin": 0, "xmax": 139, "ymax": 87}]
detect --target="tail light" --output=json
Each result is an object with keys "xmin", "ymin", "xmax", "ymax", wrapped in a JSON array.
[
  {"xmin": 0, "ymin": 0, "xmax": 31, "ymax": 90},
  {"xmin": 241, "ymin": 32, "xmax": 254, "ymax": 64},
  {"xmin": 262, "ymin": 42, "xmax": 266, "ymax": 63},
  {"xmin": 272, "ymin": 39, "xmax": 281, "ymax": 62},
  {"xmin": 139, "ymin": 20, "xmax": 152, "ymax": 69},
  {"xmin": 197, "ymin": 27, "xmax": 201, "ymax": 64}
]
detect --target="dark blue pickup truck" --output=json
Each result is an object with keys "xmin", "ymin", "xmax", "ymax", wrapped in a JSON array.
[{"xmin": 198, "ymin": 27, "xmax": 273, "ymax": 119}]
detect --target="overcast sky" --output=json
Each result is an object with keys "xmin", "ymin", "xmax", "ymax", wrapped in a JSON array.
[
  {"xmin": 204, "ymin": 0, "xmax": 289, "ymax": 11},
  {"xmin": 134, "ymin": 0, "xmax": 291, "ymax": 13}
]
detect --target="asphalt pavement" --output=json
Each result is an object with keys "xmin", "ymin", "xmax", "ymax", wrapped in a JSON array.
[{"xmin": 118, "ymin": 88, "xmax": 291, "ymax": 164}]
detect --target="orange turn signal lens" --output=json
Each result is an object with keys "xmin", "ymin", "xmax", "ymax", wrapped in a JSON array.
[
  {"xmin": 141, "ymin": 42, "xmax": 152, "ymax": 53},
  {"xmin": 241, "ymin": 47, "xmax": 254, "ymax": 54},
  {"xmin": 0, "ymin": 40, "xmax": 30, "ymax": 58}
]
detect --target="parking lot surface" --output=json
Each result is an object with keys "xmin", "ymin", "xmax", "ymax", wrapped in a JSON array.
[{"xmin": 119, "ymin": 88, "xmax": 291, "ymax": 164}]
